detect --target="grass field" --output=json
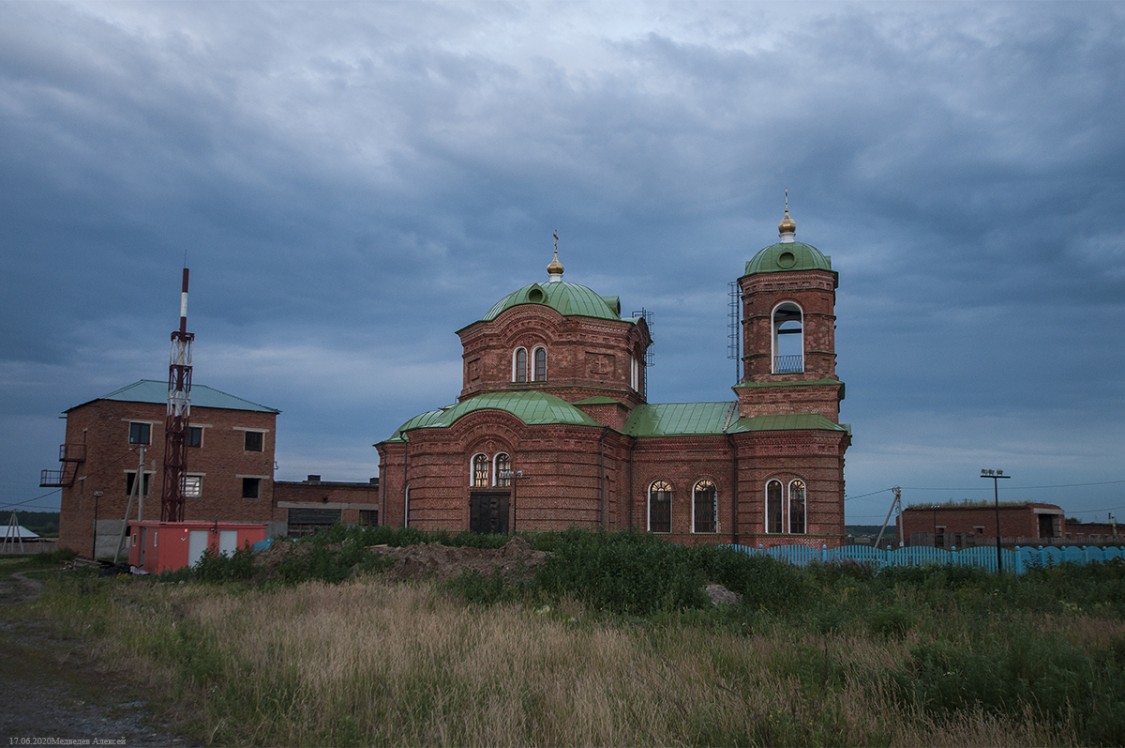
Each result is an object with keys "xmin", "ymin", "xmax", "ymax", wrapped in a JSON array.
[{"xmin": 6, "ymin": 529, "xmax": 1125, "ymax": 746}]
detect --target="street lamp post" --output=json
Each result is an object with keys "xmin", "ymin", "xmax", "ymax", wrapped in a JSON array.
[
  {"xmin": 980, "ymin": 469, "xmax": 1010, "ymax": 572},
  {"xmin": 499, "ymin": 469, "xmax": 526, "ymax": 533},
  {"xmin": 91, "ymin": 490, "xmax": 103, "ymax": 561}
]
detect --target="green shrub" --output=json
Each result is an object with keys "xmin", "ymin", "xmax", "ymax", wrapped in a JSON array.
[
  {"xmin": 691, "ymin": 544, "xmax": 812, "ymax": 611},
  {"xmin": 866, "ymin": 602, "xmax": 914, "ymax": 638},
  {"xmin": 535, "ymin": 530, "xmax": 708, "ymax": 615}
]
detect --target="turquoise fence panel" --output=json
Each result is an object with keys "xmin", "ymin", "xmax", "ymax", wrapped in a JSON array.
[
  {"xmin": 832, "ymin": 545, "xmax": 883, "ymax": 566},
  {"xmin": 957, "ymin": 546, "xmax": 999, "ymax": 573},
  {"xmin": 768, "ymin": 544, "xmax": 819, "ymax": 567},
  {"xmin": 724, "ymin": 543, "xmax": 1121, "ymax": 575},
  {"xmin": 1038, "ymin": 546, "xmax": 1064, "ymax": 568},
  {"xmin": 1060, "ymin": 546, "xmax": 1085, "ymax": 565}
]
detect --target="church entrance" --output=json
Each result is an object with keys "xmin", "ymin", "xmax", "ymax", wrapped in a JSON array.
[{"xmin": 469, "ymin": 491, "xmax": 510, "ymax": 534}]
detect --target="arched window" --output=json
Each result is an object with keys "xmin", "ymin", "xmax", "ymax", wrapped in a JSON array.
[
  {"xmin": 648, "ymin": 480, "xmax": 672, "ymax": 533},
  {"xmin": 772, "ymin": 302, "xmax": 804, "ymax": 374},
  {"xmin": 471, "ymin": 453, "xmax": 489, "ymax": 487},
  {"xmin": 788, "ymin": 479, "xmax": 806, "ymax": 534},
  {"xmin": 693, "ymin": 480, "xmax": 717, "ymax": 534},
  {"xmin": 513, "ymin": 348, "xmax": 528, "ymax": 382},
  {"xmin": 765, "ymin": 479, "xmax": 783, "ymax": 533},
  {"xmin": 533, "ymin": 346, "xmax": 547, "ymax": 381},
  {"xmin": 494, "ymin": 453, "xmax": 511, "ymax": 487}
]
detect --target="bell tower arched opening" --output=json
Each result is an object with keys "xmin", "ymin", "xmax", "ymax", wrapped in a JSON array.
[{"xmin": 771, "ymin": 301, "xmax": 804, "ymax": 374}]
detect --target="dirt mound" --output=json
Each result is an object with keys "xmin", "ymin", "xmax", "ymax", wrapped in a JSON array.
[{"xmin": 373, "ymin": 536, "xmax": 548, "ymax": 584}]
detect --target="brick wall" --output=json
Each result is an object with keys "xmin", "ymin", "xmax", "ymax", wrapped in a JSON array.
[{"xmin": 57, "ymin": 399, "xmax": 278, "ymax": 555}]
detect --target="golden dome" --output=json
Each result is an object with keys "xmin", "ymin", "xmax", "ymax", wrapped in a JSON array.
[
  {"xmin": 547, "ymin": 249, "xmax": 564, "ymax": 275},
  {"xmin": 547, "ymin": 230, "xmax": 564, "ymax": 277},
  {"xmin": 778, "ymin": 207, "xmax": 796, "ymax": 236}
]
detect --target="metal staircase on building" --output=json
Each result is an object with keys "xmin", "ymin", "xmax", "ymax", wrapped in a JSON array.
[{"xmin": 39, "ymin": 443, "xmax": 85, "ymax": 487}]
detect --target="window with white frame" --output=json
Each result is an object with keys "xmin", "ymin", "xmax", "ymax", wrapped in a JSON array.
[
  {"xmin": 693, "ymin": 479, "xmax": 717, "ymax": 533},
  {"xmin": 494, "ymin": 453, "xmax": 511, "ymax": 486},
  {"xmin": 471, "ymin": 453, "xmax": 489, "ymax": 487},
  {"xmin": 532, "ymin": 346, "xmax": 547, "ymax": 381},
  {"xmin": 648, "ymin": 480, "xmax": 672, "ymax": 533},
  {"xmin": 765, "ymin": 478, "xmax": 808, "ymax": 534},
  {"xmin": 788, "ymin": 479, "xmax": 806, "ymax": 534},
  {"xmin": 513, "ymin": 347, "xmax": 528, "ymax": 383}
]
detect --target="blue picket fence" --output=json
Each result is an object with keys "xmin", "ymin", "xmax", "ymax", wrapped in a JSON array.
[{"xmin": 726, "ymin": 543, "xmax": 1125, "ymax": 575}]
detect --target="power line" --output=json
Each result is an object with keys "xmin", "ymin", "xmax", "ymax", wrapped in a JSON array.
[
  {"xmin": 899, "ymin": 478, "xmax": 1125, "ymax": 492},
  {"xmin": 844, "ymin": 487, "xmax": 895, "ymax": 502},
  {"xmin": 0, "ymin": 488, "xmax": 61, "ymax": 511}
]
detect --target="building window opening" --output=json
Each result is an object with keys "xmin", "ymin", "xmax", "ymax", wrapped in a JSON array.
[
  {"xmin": 533, "ymin": 346, "xmax": 547, "ymax": 382},
  {"xmin": 772, "ymin": 302, "xmax": 804, "ymax": 374},
  {"xmin": 471, "ymin": 453, "xmax": 489, "ymax": 487},
  {"xmin": 693, "ymin": 480, "xmax": 718, "ymax": 534},
  {"xmin": 494, "ymin": 453, "xmax": 511, "ymax": 486},
  {"xmin": 765, "ymin": 480, "xmax": 784, "ymax": 533},
  {"xmin": 128, "ymin": 422, "xmax": 151, "ymax": 445},
  {"xmin": 513, "ymin": 348, "xmax": 528, "ymax": 383},
  {"xmin": 649, "ymin": 480, "xmax": 672, "ymax": 534},
  {"xmin": 244, "ymin": 431, "xmax": 264, "ymax": 452},
  {"xmin": 181, "ymin": 475, "xmax": 202, "ymax": 499},
  {"xmin": 242, "ymin": 477, "xmax": 261, "ymax": 500},
  {"xmin": 788, "ymin": 479, "xmax": 806, "ymax": 534},
  {"xmin": 125, "ymin": 471, "xmax": 153, "ymax": 497}
]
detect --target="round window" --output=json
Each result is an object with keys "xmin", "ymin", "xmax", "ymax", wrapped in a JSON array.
[
  {"xmin": 528, "ymin": 288, "xmax": 545, "ymax": 303},
  {"xmin": 777, "ymin": 251, "xmax": 796, "ymax": 268}
]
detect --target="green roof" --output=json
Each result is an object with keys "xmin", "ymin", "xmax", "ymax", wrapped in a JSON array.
[
  {"xmin": 623, "ymin": 402, "xmax": 737, "ymax": 437},
  {"xmin": 479, "ymin": 281, "xmax": 624, "ymax": 323},
  {"xmin": 69, "ymin": 379, "xmax": 279, "ymax": 413},
  {"xmin": 385, "ymin": 391, "xmax": 601, "ymax": 442},
  {"xmin": 623, "ymin": 402, "xmax": 848, "ymax": 437},
  {"xmin": 726, "ymin": 413, "xmax": 849, "ymax": 434},
  {"xmin": 744, "ymin": 241, "xmax": 833, "ymax": 276}
]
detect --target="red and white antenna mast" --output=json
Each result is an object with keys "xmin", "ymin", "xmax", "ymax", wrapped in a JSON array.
[{"xmin": 160, "ymin": 267, "xmax": 195, "ymax": 522}]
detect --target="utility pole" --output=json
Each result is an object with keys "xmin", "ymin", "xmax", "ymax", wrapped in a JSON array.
[
  {"xmin": 980, "ymin": 468, "xmax": 1010, "ymax": 572},
  {"xmin": 875, "ymin": 486, "xmax": 902, "ymax": 549},
  {"xmin": 114, "ymin": 444, "xmax": 146, "ymax": 564}
]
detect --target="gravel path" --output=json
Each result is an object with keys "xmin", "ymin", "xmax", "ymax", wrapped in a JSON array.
[{"xmin": 0, "ymin": 571, "xmax": 196, "ymax": 747}]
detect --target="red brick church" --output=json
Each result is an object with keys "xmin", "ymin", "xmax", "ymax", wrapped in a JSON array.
[{"xmin": 376, "ymin": 206, "xmax": 850, "ymax": 546}]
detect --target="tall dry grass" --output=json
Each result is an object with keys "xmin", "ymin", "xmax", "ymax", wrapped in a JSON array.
[{"xmin": 26, "ymin": 575, "xmax": 1097, "ymax": 746}]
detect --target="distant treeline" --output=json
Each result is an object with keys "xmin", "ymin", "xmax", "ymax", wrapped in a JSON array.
[{"xmin": 6, "ymin": 511, "xmax": 59, "ymax": 536}]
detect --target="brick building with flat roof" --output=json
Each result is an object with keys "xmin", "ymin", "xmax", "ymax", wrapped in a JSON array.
[{"xmin": 376, "ymin": 208, "xmax": 852, "ymax": 546}]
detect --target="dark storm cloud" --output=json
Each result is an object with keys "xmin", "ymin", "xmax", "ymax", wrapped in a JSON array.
[{"xmin": 2, "ymin": 1, "xmax": 1123, "ymax": 524}]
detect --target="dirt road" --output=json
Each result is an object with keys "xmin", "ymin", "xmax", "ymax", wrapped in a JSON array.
[{"xmin": 0, "ymin": 571, "xmax": 194, "ymax": 747}]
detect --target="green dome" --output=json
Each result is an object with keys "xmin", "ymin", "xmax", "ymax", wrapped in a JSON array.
[
  {"xmin": 481, "ymin": 281, "xmax": 622, "ymax": 322},
  {"xmin": 744, "ymin": 241, "xmax": 833, "ymax": 276}
]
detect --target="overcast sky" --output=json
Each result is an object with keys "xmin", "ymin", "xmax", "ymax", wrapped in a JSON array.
[{"xmin": 3, "ymin": 1, "xmax": 1124, "ymax": 527}]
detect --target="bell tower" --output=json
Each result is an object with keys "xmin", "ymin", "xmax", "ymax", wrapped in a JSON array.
[{"xmin": 735, "ymin": 201, "xmax": 844, "ymax": 423}]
